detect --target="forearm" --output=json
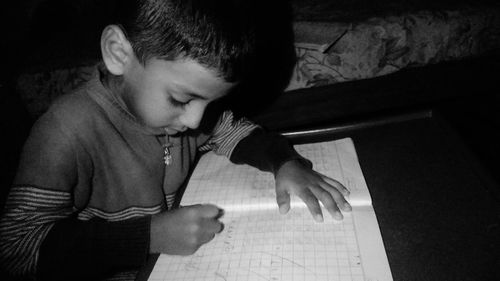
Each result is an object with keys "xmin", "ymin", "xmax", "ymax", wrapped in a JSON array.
[
  {"xmin": 0, "ymin": 186, "xmax": 150, "ymax": 281},
  {"xmin": 37, "ymin": 215, "xmax": 150, "ymax": 281}
]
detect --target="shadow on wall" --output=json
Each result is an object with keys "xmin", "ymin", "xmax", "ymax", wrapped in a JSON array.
[
  {"xmin": 0, "ymin": 85, "xmax": 34, "ymax": 211},
  {"xmin": 200, "ymin": 0, "xmax": 297, "ymax": 132},
  {"xmin": 17, "ymin": 0, "xmax": 118, "ymax": 72}
]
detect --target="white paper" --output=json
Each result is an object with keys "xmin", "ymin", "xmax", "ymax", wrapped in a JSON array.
[{"xmin": 148, "ymin": 138, "xmax": 393, "ymax": 281}]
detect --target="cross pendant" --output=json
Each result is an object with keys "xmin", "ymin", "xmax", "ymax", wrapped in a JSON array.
[{"xmin": 163, "ymin": 145, "xmax": 172, "ymax": 165}]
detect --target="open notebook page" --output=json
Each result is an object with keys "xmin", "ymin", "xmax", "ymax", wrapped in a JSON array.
[{"xmin": 148, "ymin": 138, "xmax": 393, "ymax": 281}]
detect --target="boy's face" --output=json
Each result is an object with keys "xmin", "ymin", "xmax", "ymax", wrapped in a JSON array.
[{"xmin": 122, "ymin": 57, "xmax": 235, "ymax": 135}]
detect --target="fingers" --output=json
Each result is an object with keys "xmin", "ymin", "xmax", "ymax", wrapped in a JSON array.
[
  {"xmin": 322, "ymin": 175, "xmax": 350, "ymax": 197},
  {"xmin": 197, "ymin": 204, "xmax": 224, "ymax": 219},
  {"xmin": 196, "ymin": 204, "xmax": 224, "ymax": 234},
  {"xmin": 192, "ymin": 204, "xmax": 225, "ymax": 244},
  {"xmin": 309, "ymin": 184, "xmax": 342, "ymax": 220},
  {"xmin": 276, "ymin": 188, "xmax": 291, "ymax": 215},
  {"xmin": 296, "ymin": 188, "xmax": 324, "ymax": 222},
  {"xmin": 299, "ymin": 184, "xmax": 351, "ymax": 221},
  {"xmin": 199, "ymin": 219, "xmax": 224, "ymax": 243},
  {"xmin": 318, "ymin": 180, "xmax": 352, "ymax": 213},
  {"xmin": 186, "ymin": 203, "xmax": 224, "ymax": 231},
  {"xmin": 281, "ymin": 175, "xmax": 352, "ymax": 222}
]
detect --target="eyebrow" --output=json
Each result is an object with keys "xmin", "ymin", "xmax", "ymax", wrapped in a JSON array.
[{"xmin": 171, "ymin": 83, "xmax": 208, "ymax": 100}]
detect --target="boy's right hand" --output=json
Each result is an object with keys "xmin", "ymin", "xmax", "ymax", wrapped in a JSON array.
[{"xmin": 150, "ymin": 204, "xmax": 224, "ymax": 255}]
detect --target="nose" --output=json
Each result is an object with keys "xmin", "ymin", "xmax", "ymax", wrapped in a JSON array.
[{"xmin": 181, "ymin": 102, "xmax": 206, "ymax": 130}]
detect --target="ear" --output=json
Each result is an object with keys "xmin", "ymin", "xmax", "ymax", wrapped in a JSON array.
[{"xmin": 100, "ymin": 25, "xmax": 135, "ymax": 75}]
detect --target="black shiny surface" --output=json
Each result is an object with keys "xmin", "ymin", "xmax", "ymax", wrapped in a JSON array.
[{"xmin": 292, "ymin": 114, "xmax": 500, "ymax": 281}]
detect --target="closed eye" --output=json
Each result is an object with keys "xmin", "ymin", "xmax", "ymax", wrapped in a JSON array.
[{"xmin": 168, "ymin": 96, "xmax": 190, "ymax": 107}]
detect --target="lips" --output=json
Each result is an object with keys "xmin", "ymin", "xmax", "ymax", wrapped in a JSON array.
[
  {"xmin": 165, "ymin": 128, "xmax": 178, "ymax": 135},
  {"xmin": 165, "ymin": 127, "xmax": 187, "ymax": 135}
]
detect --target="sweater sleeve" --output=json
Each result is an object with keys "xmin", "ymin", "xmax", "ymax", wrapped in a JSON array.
[
  {"xmin": 198, "ymin": 110, "xmax": 259, "ymax": 157},
  {"xmin": 198, "ymin": 110, "xmax": 311, "ymax": 174},
  {"xmin": 0, "ymin": 110, "xmax": 150, "ymax": 280}
]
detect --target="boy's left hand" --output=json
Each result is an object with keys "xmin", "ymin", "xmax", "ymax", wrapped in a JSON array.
[{"xmin": 275, "ymin": 159, "xmax": 352, "ymax": 222}]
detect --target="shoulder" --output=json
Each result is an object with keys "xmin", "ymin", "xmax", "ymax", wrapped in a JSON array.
[
  {"xmin": 37, "ymin": 83, "xmax": 105, "ymax": 138},
  {"xmin": 49, "ymin": 93, "xmax": 98, "ymax": 123}
]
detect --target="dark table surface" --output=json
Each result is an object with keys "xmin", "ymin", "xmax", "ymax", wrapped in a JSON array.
[{"xmin": 138, "ymin": 110, "xmax": 500, "ymax": 281}]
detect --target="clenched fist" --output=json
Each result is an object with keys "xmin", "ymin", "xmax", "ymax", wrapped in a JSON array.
[{"xmin": 150, "ymin": 204, "xmax": 224, "ymax": 255}]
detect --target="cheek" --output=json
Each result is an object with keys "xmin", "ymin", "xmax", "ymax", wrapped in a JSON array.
[
  {"xmin": 141, "ymin": 99, "xmax": 180, "ymax": 127},
  {"xmin": 126, "ymin": 87, "xmax": 177, "ymax": 127}
]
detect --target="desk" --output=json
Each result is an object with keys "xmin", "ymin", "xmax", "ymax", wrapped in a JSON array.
[{"xmin": 137, "ymin": 110, "xmax": 500, "ymax": 281}]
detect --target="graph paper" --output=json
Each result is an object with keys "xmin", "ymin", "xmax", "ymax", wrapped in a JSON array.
[{"xmin": 148, "ymin": 138, "xmax": 392, "ymax": 281}]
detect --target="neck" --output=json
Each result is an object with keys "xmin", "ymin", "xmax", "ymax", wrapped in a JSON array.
[{"xmin": 99, "ymin": 66, "xmax": 134, "ymax": 117}]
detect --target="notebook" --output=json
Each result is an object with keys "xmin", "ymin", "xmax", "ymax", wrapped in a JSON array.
[{"xmin": 147, "ymin": 138, "xmax": 393, "ymax": 281}]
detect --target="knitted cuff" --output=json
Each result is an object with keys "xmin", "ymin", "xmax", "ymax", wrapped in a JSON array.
[
  {"xmin": 230, "ymin": 128, "xmax": 313, "ymax": 174},
  {"xmin": 95, "ymin": 216, "xmax": 151, "ymax": 267},
  {"xmin": 38, "ymin": 215, "xmax": 151, "ymax": 280}
]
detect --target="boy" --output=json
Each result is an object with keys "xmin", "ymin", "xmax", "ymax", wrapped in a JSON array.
[{"xmin": 0, "ymin": 0, "xmax": 351, "ymax": 280}]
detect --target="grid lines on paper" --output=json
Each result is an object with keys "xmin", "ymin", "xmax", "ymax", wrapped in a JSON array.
[{"xmin": 149, "ymin": 141, "xmax": 365, "ymax": 281}]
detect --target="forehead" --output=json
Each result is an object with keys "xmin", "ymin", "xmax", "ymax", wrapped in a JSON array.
[{"xmin": 142, "ymin": 58, "xmax": 236, "ymax": 100}]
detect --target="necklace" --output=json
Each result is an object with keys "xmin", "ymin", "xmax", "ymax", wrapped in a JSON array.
[
  {"xmin": 163, "ymin": 142, "xmax": 173, "ymax": 165},
  {"xmin": 163, "ymin": 130, "xmax": 173, "ymax": 165}
]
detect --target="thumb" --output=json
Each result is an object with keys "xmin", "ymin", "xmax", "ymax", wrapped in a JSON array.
[{"xmin": 276, "ymin": 188, "xmax": 290, "ymax": 214}]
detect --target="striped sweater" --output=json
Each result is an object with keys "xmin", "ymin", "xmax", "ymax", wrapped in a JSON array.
[{"xmin": 0, "ymin": 67, "xmax": 304, "ymax": 281}]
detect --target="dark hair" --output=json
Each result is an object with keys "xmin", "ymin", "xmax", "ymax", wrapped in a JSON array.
[{"xmin": 115, "ymin": 0, "xmax": 257, "ymax": 82}]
